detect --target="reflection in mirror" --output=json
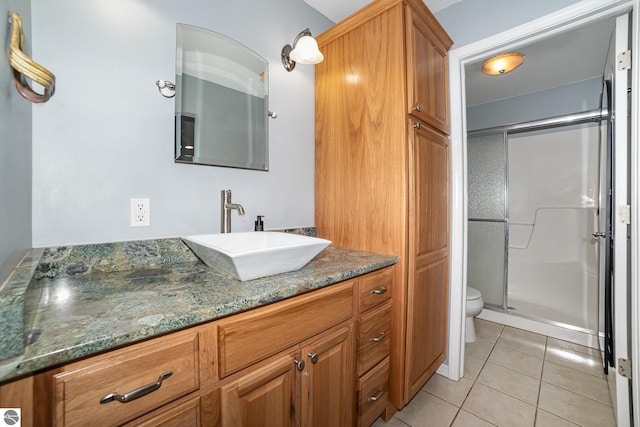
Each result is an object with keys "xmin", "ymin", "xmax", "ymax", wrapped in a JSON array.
[{"xmin": 175, "ymin": 24, "xmax": 269, "ymax": 170}]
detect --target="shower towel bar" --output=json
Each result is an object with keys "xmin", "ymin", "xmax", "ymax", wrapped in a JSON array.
[{"xmin": 7, "ymin": 11, "xmax": 56, "ymax": 103}]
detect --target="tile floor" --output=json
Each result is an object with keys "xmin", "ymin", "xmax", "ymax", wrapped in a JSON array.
[{"xmin": 373, "ymin": 318, "xmax": 616, "ymax": 427}]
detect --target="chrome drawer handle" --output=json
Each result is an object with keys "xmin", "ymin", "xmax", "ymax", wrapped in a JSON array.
[
  {"xmin": 413, "ymin": 104, "xmax": 422, "ymax": 112},
  {"xmin": 367, "ymin": 386, "xmax": 385, "ymax": 402},
  {"xmin": 100, "ymin": 371, "xmax": 173, "ymax": 404},
  {"xmin": 294, "ymin": 359, "xmax": 306, "ymax": 371},
  {"xmin": 370, "ymin": 332, "xmax": 387, "ymax": 343},
  {"xmin": 370, "ymin": 287, "xmax": 387, "ymax": 295},
  {"xmin": 308, "ymin": 352, "xmax": 319, "ymax": 364}
]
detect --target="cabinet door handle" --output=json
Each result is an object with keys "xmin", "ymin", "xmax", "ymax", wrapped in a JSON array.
[
  {"xmin": 413, "ymin": 122, "xmax": 422, "ymax": 129},
  {"xmin": 369, "ymin": 332, "xmax": 387, "ymax": 343},
  {"xmin": 307, "ymin": 352, "xmax": 319, "ymax": 364},
  {"xmin": 413, "ymin": 104, "xmax": 422, "ymax": 112},
  {"xmin": 370, "ymin": 286, "xmax": 387, "ymax": 295},
  {"xmin": 294, "ymin": 359, "xmax": 305, "ymax": 371},
  {"xmin": 100, "ymin": 371, "xmax": 172, "ymax": 404},
  {"xmin": 367, "ymin": 386, "xmax": 385, "ymax": 402}
]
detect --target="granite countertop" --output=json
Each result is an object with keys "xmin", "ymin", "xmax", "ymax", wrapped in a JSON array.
[{"xmin": 0, "ymin": 233, "xmax": 398, "ymax": 384}]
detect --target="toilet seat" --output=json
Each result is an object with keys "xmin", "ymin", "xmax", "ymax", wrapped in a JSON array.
[{"xmin": 467, "ymin": 287, "xmax": 481, "ymax": 301}]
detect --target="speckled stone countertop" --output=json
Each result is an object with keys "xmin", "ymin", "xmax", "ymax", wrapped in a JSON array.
[{"xmin": 0, "ymin": 232, "xmax": 398, "ymax": 384}]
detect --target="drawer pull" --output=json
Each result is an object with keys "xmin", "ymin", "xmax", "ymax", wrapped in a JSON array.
[
  {"xmin": 308, "ymin": 352, "xmax": 319, "ymax": 364},
  {"xmin": 367, "ymin": 386, "xmax": 385, "ymax": 402},
  {"xmin": 294, "ymin": 359, "xmax": 306, "ymax": 371},
  {"xmin": 370, "ymin": 287, "xmax": 387, "ymax": 295},
  {"xmin": 99, "ymin": 371, "xmax": 173, "ymax": 404},
  {"xmin": 413, "ymin": 104, "xmax": 422, "ymax": 112},
  {"xmin": 369, "ymin": 332, "xmax": 387, "ymax": 343}
]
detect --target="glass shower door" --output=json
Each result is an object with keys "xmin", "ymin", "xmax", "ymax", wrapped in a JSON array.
[{"xmin": 467, "ymin": 132, "xmax": 508, "ymax": 309}]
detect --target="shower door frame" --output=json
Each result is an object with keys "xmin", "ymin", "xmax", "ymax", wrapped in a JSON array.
[{"xmin": 467, "ymin": 131, "xmax": 509, "ymax": 311}]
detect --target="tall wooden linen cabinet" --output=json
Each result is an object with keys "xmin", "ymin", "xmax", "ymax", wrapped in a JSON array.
[{"xmin": 314, "ymin": 0, "xmax": 453, "ymax": 413}]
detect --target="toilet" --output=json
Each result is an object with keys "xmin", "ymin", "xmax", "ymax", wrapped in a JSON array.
[{"xmin": 465, "ymin": 287, "xmax": 484, "ymax": 343}]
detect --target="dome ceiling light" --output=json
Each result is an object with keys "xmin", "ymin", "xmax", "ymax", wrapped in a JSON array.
[{"xmin": 481, "ymin": 52, "xmax": 525, "ymax": 76}]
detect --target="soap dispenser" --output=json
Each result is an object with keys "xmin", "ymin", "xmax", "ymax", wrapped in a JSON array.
[{"xmin": 254, "ymin": 215, "xmax": 265, "ymax": 231}]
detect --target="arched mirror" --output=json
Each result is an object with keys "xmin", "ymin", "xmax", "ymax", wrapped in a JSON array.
[{"xmin": 175, "ymin": 24, "xmax": 269, "ymax": 171}]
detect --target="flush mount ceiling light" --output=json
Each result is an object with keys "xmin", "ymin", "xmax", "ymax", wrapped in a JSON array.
[
  {"xmin": 281, "ymin": 28, "xmax": 324, "ymax": 72},
  {"xmin": 481, "ymin": 52, "xmax": 525, "ymax": 76}
]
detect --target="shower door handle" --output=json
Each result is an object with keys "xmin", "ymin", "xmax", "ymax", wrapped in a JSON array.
[{"xmin": 592, "ymin": 231, "xmax": 606, "ymax": 238}]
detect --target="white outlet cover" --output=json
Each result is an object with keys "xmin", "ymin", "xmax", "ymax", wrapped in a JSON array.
[{"xmin": 131, "ymin": 198, "xmax": 150, "ymax": 227}]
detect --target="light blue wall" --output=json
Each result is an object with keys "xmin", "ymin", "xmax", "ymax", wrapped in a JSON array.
[
  {"xmin": 434, "ymin": 0, "xmax": 582, "ymax": 48},
  {"xmin": 467, "ymin": 77, "xmax": 603, "ymax": 131},
  {"xmin": 0, "ymin": 1, "xmax": 32, "ymax": 285},
  {"xmin": 30, "ymin": 0, "xmax": 332, "ymax": 246}
]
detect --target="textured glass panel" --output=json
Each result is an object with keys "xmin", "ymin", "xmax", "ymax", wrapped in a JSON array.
[
  {"xmin": 468, "ymin": 221, "xmax": 506, "ymax": 307},
  {"xmin": 468, "ymin": 134, "xmax": 506, "ymax": 219}
]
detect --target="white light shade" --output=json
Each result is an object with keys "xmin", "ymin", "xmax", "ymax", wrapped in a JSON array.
[{"xmin": 289, "ymin": 35, "xmax": 324, "ymax": 64}]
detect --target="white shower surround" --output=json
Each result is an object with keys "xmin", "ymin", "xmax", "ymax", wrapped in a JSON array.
[{"xmin": 507, "ymin": 125, "xmax": 600, "ymax": 331}]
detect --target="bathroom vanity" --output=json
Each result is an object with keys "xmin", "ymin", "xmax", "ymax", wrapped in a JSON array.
[{"xmin": 0, "ymin": 237, "xmax": 397, "ymax": 426}]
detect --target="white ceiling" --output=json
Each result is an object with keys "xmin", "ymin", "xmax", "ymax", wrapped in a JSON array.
[{"xmin": 304, "ymin": 0, "xmax": 615, "ymax": 107}]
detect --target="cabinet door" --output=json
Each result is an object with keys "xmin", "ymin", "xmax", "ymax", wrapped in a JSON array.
[
  {"xmin": 405, "ymin": 6, "xmax": 450, "ymax": 135},
  {"xmin": 221, "ymin": 352, "xmax": 297, "ymax": 427},
  {"xmin": 405, "ymin": 122, "xmax": 449, "ymax": 399},
  {"xmin": 300, "ymin": 325, "xmax": 354, "ymax": 427}
]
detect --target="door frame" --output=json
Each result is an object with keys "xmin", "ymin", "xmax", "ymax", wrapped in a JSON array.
[{"xmin": 447, "ymin": 0, "xmax": 639, "ymax": 419}]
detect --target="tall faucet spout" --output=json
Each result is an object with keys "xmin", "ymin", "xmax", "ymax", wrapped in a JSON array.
[{"xmin": 221, "ymin": 190, "xmax": 245, "ymax": 233}]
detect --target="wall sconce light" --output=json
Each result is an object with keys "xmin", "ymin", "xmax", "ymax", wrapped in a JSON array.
[
  {"xmin": 481, "ymin": 52, "xmax": 525, "ymax": 76},
  {"xmin": 281, "ymin": 28, "xmax": 324, "ymax": 72}
]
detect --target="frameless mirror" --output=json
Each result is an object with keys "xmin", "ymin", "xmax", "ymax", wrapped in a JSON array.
[{"xmin": 175, "ymin": 24, "xmax": 269, "ymax": 170}]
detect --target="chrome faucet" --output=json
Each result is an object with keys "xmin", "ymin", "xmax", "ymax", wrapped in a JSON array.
[{"xmin": 221, "ymin": 190, "xmax": 245, "ymax": 233}]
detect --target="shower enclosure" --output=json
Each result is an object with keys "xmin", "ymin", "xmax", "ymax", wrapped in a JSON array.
[{"xmin": 467, "ymin": 109, "xmax": 606, "ymax": 334}]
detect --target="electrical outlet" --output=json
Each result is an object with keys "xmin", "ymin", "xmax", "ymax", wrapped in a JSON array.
[{"xmin": 130, "ymin": 198, "xmax": 150, "ymax": 227}]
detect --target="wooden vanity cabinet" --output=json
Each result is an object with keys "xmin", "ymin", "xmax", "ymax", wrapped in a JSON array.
[
  {"xmin": 315, "ymin": 0, "xmax": 452, "ymax": 410},
  {"xmin": 0, "ymin": 267, "xmax": 396, "ymax": 427}
]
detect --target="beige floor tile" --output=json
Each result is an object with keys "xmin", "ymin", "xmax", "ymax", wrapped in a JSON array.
[
  {"xmin": 538, "ymin": 382, "xmax": 615, "ymax": 427},
  {"xmin": 546, "ymin": 337, "xmax": 601, "ymax": 358},
  {"xmin": 474, "ymin": 319, "xmax": 503, "ymax": 344},
  {"xmin": 462, "ymin": 383, "xmax": 536, "ymax": 427},
  {"xmin": 464, "ymin": 354, "xmax": 486, "ymax": 380},
  {"xmin": 476, "ymin": 362, "xmax": 541, "ymax": 405},
  {"xmin": 544, "ymin": 344, "xmax": 605, "ymax": 378},
  {"xmin": 465, "ymin": 339, "xmax": 495, "ymax": 361},
  {"xmin": 502, "ymin": 326, "xmax": 547, "ymax": 344},
  {"xmin": 542, "ymin": 361, "xmax": 611, "ymax": 405},
  {"xmin": 452, "ymin": 410, "xmax": 496, "ymax": 427},
  {"xmin": 488, "ymin": 346, "xmax": 544, "ymax": 379},
  {"xmin": 534, "ymin": 409, "xmax": 579, "ymax": 426},
  {"xmin": 423, "ymin": 373, "xmax": 474, "ymax": 407},
  {"xmin": 496, "ymin": 328, "xmax": 546, "ymax": 359},
  {"xmin": 395, "ymin": 391, "xmax": 459, "ymax": 427},
  {"xmin": 372, "ymin": 415, "xmax": 411, "ymax": 427}
]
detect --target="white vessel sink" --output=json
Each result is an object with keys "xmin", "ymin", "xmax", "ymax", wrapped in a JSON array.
[{"xmin": 182, "ymin": 232, "xmax": 331, "ymax": 281}]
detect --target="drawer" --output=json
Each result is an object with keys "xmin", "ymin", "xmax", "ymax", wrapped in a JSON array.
[
  {"xmin": 218, "ymin": 281, "xmax": 353, "ymax": 377},
  {"xmin": 358, "ymin": 268, "xmax": 392, "ymax": 312},
  {"xmin": 357, "ymin": 301, "xmax": 391, "ymax": 375},
  {"xmin": 125, "ymin": 396, "xmax": 201, "ymax": 426},
  {"xmin": 357, "ymin": 357, "xmax": 390, "ymax": 427},
  {"xmin": 53, "ymin": 330, "xmax": 200, "ymax": 427}
]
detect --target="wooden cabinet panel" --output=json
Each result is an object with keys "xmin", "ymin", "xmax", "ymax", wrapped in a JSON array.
[
  {"xmin": 126, "ymin": 397, "xmax": 201, "ymax": 427},
  {"xmin": 405, "ymin": 6, "xmax": 450, "ymax": 134},
  {"xmin": 218, "ymin": 282, "xmax": 353, "ymax": 377},
  {"xmin": 405, "ymin": 257, "xmax": 448, "ymax": 398},
  {"xmin": 357, "ymin": 302, "xmax": 392, "ymax": 375},
  {"xmin": 220, "ymin": 352, "xmax": 297, "ymax": 427},
  {"xmin": 358, "ymin": 268, "xmax": 393, "ymax": 312},
  {"xmin": 300, "ymin": 325, "xmax": 354, "ymax": 427},
  {"xmin": 53, "ymin": 330, "xmax": 200, "ymax": 427},
  {"xmin": 357, "ymin": 357, "xmax": 390, "ymax": 427},
  {"xmin": 413, "ymin": 123, "xmax": 450, "ymax": 259}
]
